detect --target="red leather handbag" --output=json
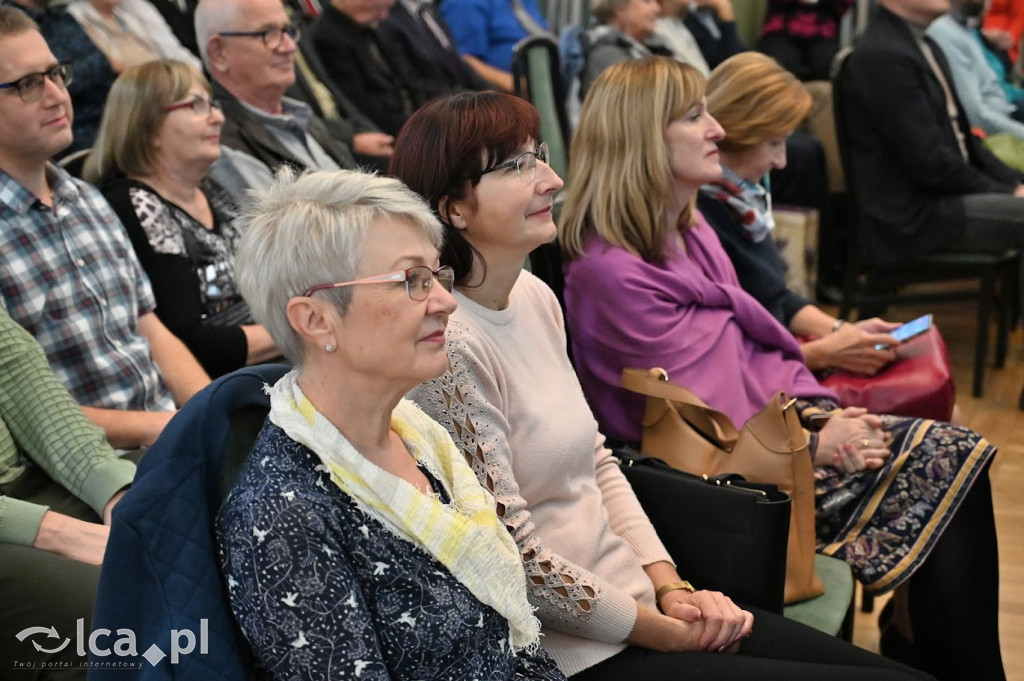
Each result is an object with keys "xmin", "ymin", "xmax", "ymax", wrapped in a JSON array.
[{"xmin": 819, "ymin": 327, "xmax": 955, "ymax": 422}]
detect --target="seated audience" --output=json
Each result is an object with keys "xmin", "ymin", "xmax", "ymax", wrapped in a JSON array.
[
  {"xmin": 148, "ymin": 0, "xmax": 200, "ymax": 58},
  {"xmin": 559, "ymin": 56, "xmax": 1004, "ymax": 681},
  {"xmin": 928, "ymin": 0, "xmax": 1024, "ymax": 138},
  {"xmin": 0, "ymin": 307, "xmax": 136, "ymax": 676},
  {"xmin": 221, "ymin": 168, "xmax": 564, "ymax": 680},
  {"xmin": 439, "ymin": 0, "xmax": 549, "ymax": 91},
  {"xmin": 2, "ymin": 0, "xmax": 116, "ymax": 152},
  {"xmin": 290, "ymin": 28, "xmax": 395, "ymax": 168},
  {"xmin": 394, "ymin": 89, "xmax": 932, "ymax": 681},
  {"xmin": 840, "ymin": 0, "xmax": 1024, "ymax": 289},
  {"xmin": 578, "ymin": 6, "xmax": 829, "ymax": 276},
  {"xmin": 984, "ymin": 0, "xmax": 1024, "ymax": 64},
  {"xmin": 193, "ymin": 0, "xmax": 356, "ymax": 187},
  {"xmin": 581, "ymin": 0, "xmax": 669, "ymax": 98},
  {"xmin": 377, "ymin": 0, "xmax": 491, "ymax": 95},
  {"xmin": 67, "ymin": 0, "xmax": 202, "ymax": 72},
  {"xmin": 978, "ymin": 25, "xmax": 1024, "ymax": 108},
  {"xmin": 311, "ymin": 0, "xmax": 427, "ymax": 136},
  {"xmin": 84, "ymin": 60, "xmax": 280, "ymax": 379},
  {"xmin": 0, "ymin": 6, "xmax": 210, "ymax": 448},
  {"xmin": 701, "ymin": 52, "xmax": 899, "ymax": 374},
  {"xmin": 757, "ymin": 0, "xmax": 853, "ymax": 81},
  {"xmin": 654, "ymin": 0, "xmax": 745, "ymax": 75}
]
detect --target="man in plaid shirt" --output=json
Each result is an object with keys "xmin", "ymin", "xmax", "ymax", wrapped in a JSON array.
[{"xmin": 0, "ymin": 7, "xmax": 211, "ymax": 448}]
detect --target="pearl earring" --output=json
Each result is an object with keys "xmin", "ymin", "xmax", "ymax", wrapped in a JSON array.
[{"xmin": 325, "ymin": 341, "xmax": 336, "ymax": 352}]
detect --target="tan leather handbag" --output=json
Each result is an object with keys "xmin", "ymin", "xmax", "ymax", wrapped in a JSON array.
[{"xmin": 621, "ymin": 368, "xmax": 824, "ymax": 604}]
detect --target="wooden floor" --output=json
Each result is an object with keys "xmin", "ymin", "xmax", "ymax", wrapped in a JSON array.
[{"xmin": 836, "ymin": 298, "xmax": 1024, "ymax": 677}]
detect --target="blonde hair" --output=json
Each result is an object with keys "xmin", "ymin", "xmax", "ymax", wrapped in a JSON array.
[
  {"xmin": 705, "ymin": 52, "xmax": 811, "ymax": 153},
  {"xmin": 84, "ymin": 60, "xmax": 211, "ymax": 186},
  {"xmin": 559, "ymin": 57, "xmax": 705, "ymax": 262}
]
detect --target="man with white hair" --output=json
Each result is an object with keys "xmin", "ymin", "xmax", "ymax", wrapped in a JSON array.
[{"xmin": 194, "ymin": 0, "xmax": 359, "ymax": 175}]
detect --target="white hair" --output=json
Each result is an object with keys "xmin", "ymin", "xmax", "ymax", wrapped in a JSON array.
[
  {"xmin": 235, "ymin": 168, "xmax": 445, "ymax": 365},
  {"xmin": 193, "ymin": 0, "xmax": 243, "ymax": 69}
]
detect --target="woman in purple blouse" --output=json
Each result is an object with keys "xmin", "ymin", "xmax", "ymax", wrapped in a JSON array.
[{"xmin": 559, "ymin": 56, "xmax": 1005, "ymax": 681}]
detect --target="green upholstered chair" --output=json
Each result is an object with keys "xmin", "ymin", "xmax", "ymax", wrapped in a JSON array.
[
  {"xmin": 784, "ymin": 554, "xmax": 855, "ymax": 639},
  {"xmin": 512, "ymin": 34, "xmax": 570, "ymax": 182}
]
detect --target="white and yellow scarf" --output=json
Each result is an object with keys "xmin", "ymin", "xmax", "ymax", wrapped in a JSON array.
[{"xmin": 267, "ymin": 370, "xmax": 541, "ymax": 654}]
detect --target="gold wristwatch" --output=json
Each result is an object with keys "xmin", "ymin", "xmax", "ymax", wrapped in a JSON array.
[{"xmin": 655, "ymin": 580, "xmax": 696, "ymax": 610}]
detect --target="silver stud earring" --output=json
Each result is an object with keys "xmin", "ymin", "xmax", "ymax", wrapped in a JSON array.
[{"xmin": 325, "ymin": 341, "xmax": 336, "ymax": 352}]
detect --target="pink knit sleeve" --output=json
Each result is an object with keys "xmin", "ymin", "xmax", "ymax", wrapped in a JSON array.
[
  {"xmin": 593, "ymin": 438, "xmax": 674, "ymax": 568},
  {"xmin": 408, "ymin": 323, "xmax": 639, "ymax": 644}
]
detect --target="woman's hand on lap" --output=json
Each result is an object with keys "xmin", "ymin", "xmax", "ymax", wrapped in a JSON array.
[
  {"xmin": 627, "ymin": 605, "xmax": 706, "ymax": 652},
  {"xmin": 815, "ymin": 407, "xmax": 890, "ymax": 471},
  {"xmin": 665, "ymin": 590, "xmax": 752, "ymax": 652}
]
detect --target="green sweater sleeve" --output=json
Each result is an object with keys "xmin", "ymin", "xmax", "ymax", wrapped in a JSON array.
[{"xmin": 0, "ymin": 308, "xmax": 136, "ymax": 545}]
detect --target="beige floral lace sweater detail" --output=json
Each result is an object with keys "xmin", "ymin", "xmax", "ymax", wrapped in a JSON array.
[{"xmin": 407, "ymin": 273, "xmax": 670, "ymax": 650}]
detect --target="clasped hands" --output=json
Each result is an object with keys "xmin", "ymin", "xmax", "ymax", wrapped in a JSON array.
[
  {"xmin": 632, "ymin": 587, "xmax": 753, "ymax": 654},
  {"xmin": 814, "ymin": 406, "xmax": 891, "ymax": 472}
]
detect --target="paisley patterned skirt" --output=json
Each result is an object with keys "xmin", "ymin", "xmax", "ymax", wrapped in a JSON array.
[{"xmin": 799, "ymin": 399, "xmax": 996, "ymax": 594}]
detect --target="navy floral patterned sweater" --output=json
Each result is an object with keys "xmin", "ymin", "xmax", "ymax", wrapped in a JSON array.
[{"xmin": 216, "ymin": 421, "xmax": 565, "ymax": 681}]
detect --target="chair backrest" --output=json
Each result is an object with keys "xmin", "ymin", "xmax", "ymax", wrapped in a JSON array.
[
  {"xmin": 543, "ymin": 0, "xmax": 589, "ymax": 36},
  {"xmin": 91, "ymin": 364, "xmax": 289, "ymax": 680},
  {"xmin": 512, "ymin": 34, "xmax": 571, "ymax": 182},
  {"xmin": 830, "ymin": 46, "xmax": 867, "ymax": 313},
  {"xmin": 731, "ymin": 0, "xmax": 768, "ymax": 47},
  {"xmin": 58, "ymin": 148, "xmax": 91, "ymax": 180}
]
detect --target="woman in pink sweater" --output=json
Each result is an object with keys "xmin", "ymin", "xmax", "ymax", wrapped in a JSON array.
[{"xmin": 392, "ymin": 91, "xmax": 931, "ymax": 680}]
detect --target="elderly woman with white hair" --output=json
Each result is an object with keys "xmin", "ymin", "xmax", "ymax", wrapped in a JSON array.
[{"xmin": 217, "ymin": 168, "xmax": 565, "ymax": 681}]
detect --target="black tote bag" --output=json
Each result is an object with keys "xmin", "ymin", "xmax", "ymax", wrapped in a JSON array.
[{"xmin": 617, "ymin": 450, "xmax": 791, "ymax": 614}]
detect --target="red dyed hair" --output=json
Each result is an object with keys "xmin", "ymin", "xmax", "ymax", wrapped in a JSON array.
[{"xmin": 390, "ymin": 92, "xmax": 541, "ymax": 284}]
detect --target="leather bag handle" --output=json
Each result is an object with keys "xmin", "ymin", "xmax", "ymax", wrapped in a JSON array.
[{"xmin": 621, "ymin": 368, "xmax": 740, "ymax": 447}]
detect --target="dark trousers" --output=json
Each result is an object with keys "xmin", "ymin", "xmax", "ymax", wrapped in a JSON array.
[
  {"xmin": 572, "ymin": 605, "xmax": 934, "ymax": 681},
  {"xmin": 0, "ymin": 464, "xmax": 113, "ymax": 680},
  {"xmin": 946, "ymin": 192, "xmax": 1024, "ymax": 305},
  {"xmin": 758, "ymin": 33, "xmax": 840, "ymax": 82}
]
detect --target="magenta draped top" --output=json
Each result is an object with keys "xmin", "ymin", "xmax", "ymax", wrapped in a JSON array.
[{"xmin": 563, "ymin": 213, "xmax": 836, "ymax": 443}]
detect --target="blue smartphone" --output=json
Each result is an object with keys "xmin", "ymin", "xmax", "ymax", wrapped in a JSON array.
[{"xmin": 875, "ymin": 314, "xmax": 932, "ymax": 350}]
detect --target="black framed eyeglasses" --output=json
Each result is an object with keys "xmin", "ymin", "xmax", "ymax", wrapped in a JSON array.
[
  {"xmin": 165, "ymin": 95, "xmax": 221, "ymax": 116},
  {"xmin": 480, "ymin": 141, "xmax": 549, "ymax": 181},
  {"xmin": 0, "ymin": 62, "xmax": 73, "ymax": 103},
  {"xmin": 302, "ymin": 265, "xmax": 456, "ymax": 301},
  {"xmin": 217, "ymin": 24, "xmax": 301, "ymax": 50}
]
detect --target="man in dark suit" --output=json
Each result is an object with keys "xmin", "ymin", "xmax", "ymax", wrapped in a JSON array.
[
  {"xmin": 311, "ymin": 0, "xmax": 428, "ymax": 137},
  {"xmin": 840, "ymin": 0, "xmax": 1024, "ymax": 270},
  {"xmin": 194, "ymin": 0, "xmax": 377, "ymax": 176},
  {"xmin": 377, "ymin": 0, "xmax": 490, "ymax": 97},
  {"xmin": 842, "ymin": 9, "xmax": 1011, "ymax": 681}
]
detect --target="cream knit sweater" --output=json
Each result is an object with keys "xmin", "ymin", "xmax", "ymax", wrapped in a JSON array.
[{"xmin": 409, "ymin": 271, "xmax": 673, "ymax": 676}]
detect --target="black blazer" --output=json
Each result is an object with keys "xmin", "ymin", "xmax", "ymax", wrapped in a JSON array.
[
  {"xmin": 213, "ymin": 80, "xmax": 357, "ymax": 173},
  {"xmin": 683, "ymin": 9, "xmax": 745, "ymax": 70},
  {"xmin": 312, "ymin": 4, "xmax": 426, "ymax": 136},
  {"xmin": 377, "ymin": 2, "xmax": 490, "ymax": 97},
  {"xmin": 839, "ymin": 5, "xmax": 1022, "ymax": 265}
]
